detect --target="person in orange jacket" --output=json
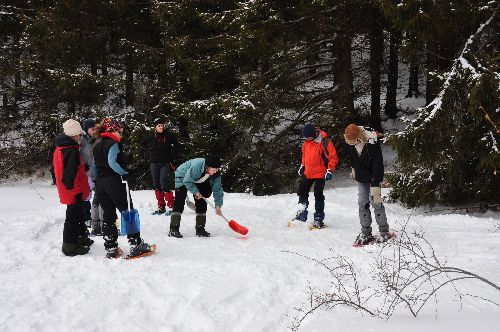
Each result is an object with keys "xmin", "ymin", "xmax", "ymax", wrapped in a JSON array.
[{"xmin": 293, "ymin": 123, "xmax": 339, "ymax": 228}]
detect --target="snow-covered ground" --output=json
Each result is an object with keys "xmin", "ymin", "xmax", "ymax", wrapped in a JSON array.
[{"xmin": 0, "ymin": 180, "xmax": 499, "ymax": 332}]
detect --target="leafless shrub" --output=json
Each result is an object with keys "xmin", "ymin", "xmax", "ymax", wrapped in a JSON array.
[
  {"xmin": 287, "ymin": 226, "xmax": 500, "ymax": 330},
  {"xmin": 283, "ymin": 251, "xmax": 378, "ymax": 331}
]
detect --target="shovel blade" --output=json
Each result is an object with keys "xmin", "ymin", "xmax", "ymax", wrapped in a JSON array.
[
  {"xmin": 228, "ymin": 220, "xmax": 248, "ymax": 235},
  {"xmin": 120, "ymin": 209, "xmax": 140, "ymax": 235}
]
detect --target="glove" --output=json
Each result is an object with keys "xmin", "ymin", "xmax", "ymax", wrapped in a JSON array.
[
  {"xmin": 121, "ymin": 173, "xmax": 130, "ymax": 181},
  {"xmin": 370, "ymin": 186, "xmax": 382, "ymax": 204},
  {"xmin": 298, "ymin": 165, "xmax": 305, "ymax": 176},
  {"xmin": 324, "ymin": 169, "xmax": 333, "ymax": 181},
  {"xmin": 349, "ymin": 168, "xmax": 355, "ymax": 181}
]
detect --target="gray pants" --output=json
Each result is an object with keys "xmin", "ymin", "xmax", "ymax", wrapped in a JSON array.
[
  {"xmin": 91, "ymin": 189, "xmax": 104, "ymax": 222},
  {"xmin": 357, "ymin": 182, "xmax": 389, "ymax": 234}
]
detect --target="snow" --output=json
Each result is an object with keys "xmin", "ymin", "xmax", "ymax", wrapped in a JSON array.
[{"xmin": 0, "ymin": 179, "xmax": 499, "ymax": 331}]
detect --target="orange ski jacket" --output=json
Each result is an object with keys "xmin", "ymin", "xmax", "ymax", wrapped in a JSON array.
[{"xmin": 301, "ymin": 130, "xmax": 339, "ymax": 179}]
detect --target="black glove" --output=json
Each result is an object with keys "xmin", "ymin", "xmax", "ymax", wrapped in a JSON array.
[{"xmin": 121, "ymin": 173, "xmax": 130, "ymax": 181}]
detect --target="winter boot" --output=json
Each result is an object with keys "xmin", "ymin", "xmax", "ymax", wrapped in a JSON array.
[
  {"xmin": 129, "ymin": 239, "xmax": 152, "ymax": 257},
  {"xmin": 294, "ymin": 203, "xmax": 308, "ymax": 222},
  {"xmin": 90, "ymin": 220, "xmax": 102, "ymax": 236},
  {"xmin": 62, "ymin": 242, "xmax": 90, "ymax": 257},
  {"xmin": 105, "ymin": 247, "xmax": 122, "ymax": 259},
  {"xmin": 313, "ymin": 211, "xmax": 325, "ymax": 228},
  {"xmin": 195, "ymin": 213, "xmax": 210, "ymax": 237},
  {"xmin": 77, "ymin": 235, "xmax": 94, "ymax": 247},
  {"xmin": 169, "ymin": 212, "xmax": 183, "ymax": 238},
  {"xmin": 376, "ymin": 231, "xmax": 392, "ymax": 243},
  {"xmin": 354, "ymin": 232, "xmax": 375, "ymax": 245}
]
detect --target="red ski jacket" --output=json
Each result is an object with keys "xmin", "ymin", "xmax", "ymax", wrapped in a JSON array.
[
  {"xmin": 301, "ymin": 129, "xmax": 339, "ymax": 179},
  {"xmin": 53, "ymin": 135, "xmax": 90, "ymax": 205}
]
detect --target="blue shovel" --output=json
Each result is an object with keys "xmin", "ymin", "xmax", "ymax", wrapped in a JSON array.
[{"xmin": 120, "ymin": 179, "xmax": 140, "ymax": 235}]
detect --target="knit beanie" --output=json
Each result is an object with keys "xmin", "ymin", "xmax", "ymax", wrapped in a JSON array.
[
  {"xmin": 82, "ymin": 118, "xmax": 96, "ymax": 133},
  {"xmin": 153, "ymin": 118, "xmax": 165, "ymax": 127},
  {"xmin": 344, "ymin": 124, "xmax": 364, "ymax": 145},
  {"xmin": 205, "ymin": 155, "xmax": 222, "ymax": 168},
  {"xmin": 101, "ymin": 118, "xmax": 121, "ymax": 133},
  {"xmin": 302, "ymin": 123, "xmax": 316, "ymax": 139},
  {"xmin": 63, "ymin": 119, "xmax": 83, "ymax": 137}
]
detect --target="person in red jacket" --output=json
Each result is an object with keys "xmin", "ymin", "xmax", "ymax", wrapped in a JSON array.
[
  {"xmin": 292, "ymin": 123, "xmax": 338, "ymax": 228},
  {"xmin": 53, "ymin": 119, "xmax": 92, "ymax": 256}
]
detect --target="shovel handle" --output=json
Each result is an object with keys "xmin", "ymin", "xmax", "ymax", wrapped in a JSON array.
[
  {"xmin": 203, "ymin": 197, "xmax": 229, "ymax": 223},
  {"xmin": 122, "ymin": 178, "xmax": 131, "ymax": 211}
]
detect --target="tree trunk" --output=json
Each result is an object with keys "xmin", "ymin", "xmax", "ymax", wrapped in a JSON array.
[
  {"xmin": 369, "ymin": 10, "xmax": 384, "ymax": 131},
  {"xmin": 385, "ymin": 28, "xmax": 400, "ymax": 119},
  {"xmin": 406, "ymin": 61, "xmax": 420, "ymax": 98},
  {"xmin": 425, "ymin": 40, "xmax": 439, "ymax": 104},
  {"xmin": 333, "ymin": 3, "xmax": 355, "ymax": 120}
]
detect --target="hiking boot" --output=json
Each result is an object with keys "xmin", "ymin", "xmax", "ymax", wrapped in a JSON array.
[
  {"xmin": 354, "ymin": 232, "xmax": 374, "ymax": 245},
  {"xmin": 168, "ymin": 227, "xmax": 183, "ymax": 238},
  {"xmin": 164, "ymin": 208, "xmax": 173, "ymax": 216},
  {"xmin": 105, "ymin": 247, "xmax": 122, "ymax": 259},
  {"xmin": 196, "ymin": 228, "xmax": 211, "ymax": 237},
  {"xmin": 313, "ymin": 211, "xmax": 325, "ymax": 228},
  {"xmin": 129, "ymin": 240, "xmax": 152, "ymax": 257},
  {"xmin": 85, "ymin": 219, "xmax": 92, "ymax": 228},
  {"xmin": 62, "ymin": 242, "xmax": 90, "ymax": 257},
  {"xmin": 77, "ymin": 236, "xmax": 94, "ymax": 247},
  {"xmin": 294, "ymin": 204, "xmax": 308, "ymax": 222},
  {"xmin": 376, "ymin": 231, "xmax": 392, "ymax": 243}
]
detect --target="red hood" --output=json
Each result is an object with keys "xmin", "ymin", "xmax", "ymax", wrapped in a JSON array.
[{"xmin": 100, "ymin": 132, "xmax": 121, "ymax": 142}]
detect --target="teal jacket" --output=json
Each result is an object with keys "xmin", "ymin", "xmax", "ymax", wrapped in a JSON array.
[{"xmin": 175, "ymin": 158, "xmax": 224, "ymax": 207}]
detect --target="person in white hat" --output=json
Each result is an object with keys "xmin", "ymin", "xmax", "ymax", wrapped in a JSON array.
[{"xmin": 53, "ymin": 119, "xmax": 93, "ymax": 256}]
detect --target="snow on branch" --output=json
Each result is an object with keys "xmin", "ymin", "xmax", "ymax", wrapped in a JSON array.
[{"xmin": 403, "ymin": 6, "xmax": 499, "ymax": 133}]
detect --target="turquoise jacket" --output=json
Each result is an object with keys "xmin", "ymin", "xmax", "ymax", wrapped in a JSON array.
[{"xmin": 175, "ymin": 158, "xmax": 224, "ymax": 207}]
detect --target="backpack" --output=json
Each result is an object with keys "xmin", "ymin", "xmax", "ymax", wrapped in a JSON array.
[{"xmin": 320, "ymin": 137, "xmax": 331, "ymax": 167}]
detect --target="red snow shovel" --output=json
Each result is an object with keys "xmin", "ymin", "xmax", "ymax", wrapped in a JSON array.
[{"xmin": 204, "ymin": 198, "xmax": 248, "ymax": 235}]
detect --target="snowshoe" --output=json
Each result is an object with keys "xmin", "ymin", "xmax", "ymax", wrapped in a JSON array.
[
  {"xmin": 312, "ymin": 211, "xmax": 325, "ymax": 228},
  {"xmin": 196, "ymin": 228, "xmax": 211, "ymax": 237},
  {"xmin": 128, "ymin": 240, "xmax": 152, "ymax": 258},
  {"xmin": 125, "ymin": 244, "xmax": 156, "ymax": 260},
  {"xmin": 376, "ymin": 231, "xmax": 393, "ymax": 243},
  {"xmin": 164, "ymin": 208, "xmax": 173, "ymax": 216},
  {"xmin": 353, "ymin": 232, "xmax": 375, "ymax": 246},
  {"xmin": 105, "ymin": 247, "xmax": 123, "ymax": 259}
]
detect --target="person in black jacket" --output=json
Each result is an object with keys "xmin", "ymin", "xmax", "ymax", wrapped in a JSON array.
[
  {"xmin": 92, "ymin": 118, "xmax": 152, "ymax": 258},
  {"xmin": 142, "ymin": 118, "xmax": 179, "ymax": 215},
  {"xmin": 344, "ymin": 124, "xmax": 390, "ymax": 245}
]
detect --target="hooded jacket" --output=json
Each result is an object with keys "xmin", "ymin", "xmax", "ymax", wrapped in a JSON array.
[
  {"xmin": 53, "ymin": 135, "xmax": 90, "ymax": 204},
  {"xmin": 301, "ymin": 129, "xmax": 339, "ymax": 179},
  {"xmin": 345, "ymin": 126, "xmax": 384, "ymax": 186}
]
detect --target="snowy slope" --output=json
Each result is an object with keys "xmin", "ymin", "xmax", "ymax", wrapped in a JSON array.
[{"xmin": 0, "ymin": 180, "xmax": 499, "ymax": 332}]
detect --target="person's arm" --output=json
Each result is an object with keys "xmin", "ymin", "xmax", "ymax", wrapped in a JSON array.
[
  {"xmin": 371, "ymin": 144, "xmax": 384, "ymax": 186},
  {"xmin": 212, "ymin": 176, "xmax": 224, "ymax": 208},
  {"xmin": 107, "ymin": 143, "xmax": 127, "ymax": 175},
  {"xmin": 61, "ymin": 148, "xmax": 79, "ymax": 189},
  {"xmin": 326, "ymin": 140, "xmax": 339, "ymax": 172}
]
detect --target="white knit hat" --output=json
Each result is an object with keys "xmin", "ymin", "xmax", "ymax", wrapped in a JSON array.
[{"xmin": 63, "ymin": 119, "xmax": 83, "ymax": 137}]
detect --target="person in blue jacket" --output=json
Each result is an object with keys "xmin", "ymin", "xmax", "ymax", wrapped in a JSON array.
[{"xmin": 169, "ymin": 156, "xmax": 223, "ymax": 238}]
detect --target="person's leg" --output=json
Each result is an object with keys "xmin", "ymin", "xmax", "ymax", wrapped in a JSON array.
[
  {"xmin": 370, "ymin": 186, "xmax": 389, "ymax": 234},
  {"xmin": 357, "ymin": 182, "xmax": 373, "ymax": 234},
  {"xmin": 193, "ymin": 180, "xmax": 211, "ymax": 236},
  {"xmin": 169, "ymin": 186, "xmax": 187, "ymax": 238},
  {"xmin": 295, "ymin": 178, "xmax": 314, "ymax": 221},
  {"xmin": 151, "ymin": 163, "xmax": 165, "ymax": 211},
  {"xmin": 160, "ymin": 163, "xmax": 174, "ymax": 209},
  {"xmin": 62, "ymin": 194, "xmax": 90, "ymax": 256},
  {"xmin": 97, "ymin": 178, "xmax": 119, "ymax": 250},
  {"xmin": 313, "ymin": 179, "xmax": 326, "ymax": 226},
  {"xmin": 90, "ymin": 190, "xmax": 102, "ymax": 235}
]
